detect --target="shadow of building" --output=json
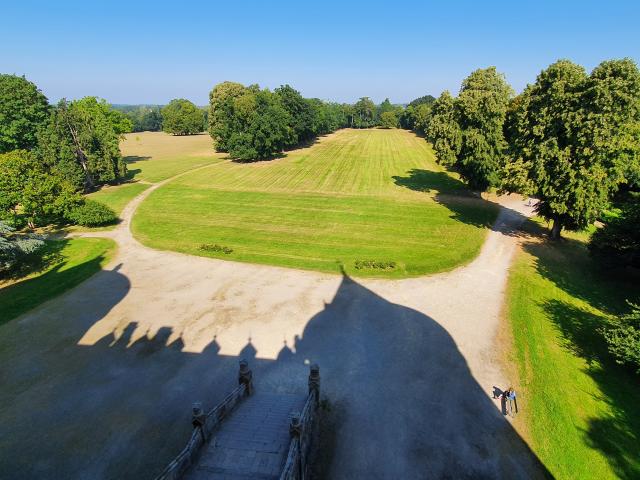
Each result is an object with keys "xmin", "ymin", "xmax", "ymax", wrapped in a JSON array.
[{"xmin": 0, "ymin": 270, "xmax": 550, "ymax": 479}]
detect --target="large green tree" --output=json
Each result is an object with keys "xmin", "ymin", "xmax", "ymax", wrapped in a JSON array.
[
  {"xmin": 37, "ymin": 97, "xmax": 127, "ymax": 191},
  {"xmin": 353, "ymin": 97, "xmax": 376, "ymax": 128},
  {"xmin": 379, "ymin": 111, "xmax": 399, "ymax": 128},
  {"xmin": 209, "ymin": 81, "xmax": 251, "ymax": 152},
  {"xmin": 456, "ymin": 67, "xmax": 512, "ymax": 191},
  {"xmin": 503, "ymin": 59, "xmax": 640, "ymax": 238},
  {"xmin": 0, "ymin": 150, "xmax": 80, "ymax": 227},
  {"xmin": 0, "ymin": 74, "xmax": 50, "ymax": 153},
  {"xmin": 425, "ymin": 90, "xmax": 462, "ymax": 167},
  {"xmin": 275, "ymin": 85, "xmax": 317, "ymax": 144},
  {"xmin": 161, "ymin": 98, "xmax": 204, "ymax": 135}
]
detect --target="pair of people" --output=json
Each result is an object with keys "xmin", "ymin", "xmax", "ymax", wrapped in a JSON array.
[{"xmin": 501, "ymin": 386, "xmax": 518, "ymax": 415}]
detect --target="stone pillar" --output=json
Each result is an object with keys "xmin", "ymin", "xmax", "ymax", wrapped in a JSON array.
[
  {"xmin": 238, "ymin": 359, "xmax": 253, "ymax": 395},
  {"xmin": 192, "ymin": 402, "xmax": 207, "ymax": 442},
  {"xmin": 308, "ymin": 364, "xmax": 320, "ymax": 405},
  {"xmin": 289, "ymin": 411, "xmax": 302, "ymax": 437}
]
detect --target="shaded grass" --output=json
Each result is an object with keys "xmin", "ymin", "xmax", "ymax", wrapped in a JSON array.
[
  {"xmin": 133, "ymin": 129, "xmax": 498, "ymax": 278},
  {"xmin": 0, "ymin": 238, "xmax": 116, "ymax": 325},
  {"xmin": 507, "ymin": 223, "xmax": 640, "ymax": 479},
  {"xmin": 88, "ymin": 182, "xmax": 150, "ymax": 215}
]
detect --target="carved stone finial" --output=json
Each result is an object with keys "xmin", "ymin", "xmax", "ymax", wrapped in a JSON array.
[
  {"xmin": 238, "ymin": 359, "xmax": 253, "ymax": 395},
  {"xmin": 289, "ymin": 411, "xmax": 302, "ymax": 437},
  {"xmin": 192, "ymin": 401, "xmax": 205, "ymax": 428},
  {"xmin": 308, "ymin": 363, "xmax": 320, "ymax": 402}
]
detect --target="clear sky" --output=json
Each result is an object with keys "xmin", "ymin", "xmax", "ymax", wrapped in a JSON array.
[{"xmin": 2, "ymin": 0, "xmax": 639, "ymax": 105}]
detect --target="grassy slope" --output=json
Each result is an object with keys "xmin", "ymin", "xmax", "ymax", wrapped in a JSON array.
[
  {"xmin": 507, "ymin": 224, "xmax": 640, "ymax": 479},
  {"xmin": 121, "ymin": 131, "xmax": 223, "ymax": 183},
  {"xmin": 133, "ymin": 129, "xmax": 498, "ymax": 278},
  {"xmin": 0, "ymin": 238, "xmax": 116, "ymax": 325},
  {"xmin": 88, "ymin": 182, "xmax": 150, "ymax": 215}
]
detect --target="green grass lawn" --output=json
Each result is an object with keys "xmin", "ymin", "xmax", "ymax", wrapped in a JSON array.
[
  {"xmin": 87, "ymin": 182, "xmax": 150, "ymax": 215},
  {"xmin": 133, "ymin": 129, "xmax": 499, "ymax": 277},
  {"xmin": 507, "ymin": 223, "xmax": 640, "ymax": 479},
  {"xmin": 120, "ymin": 131, "xmax": 224, "ymax": 183},
  {"xmin": 0, "ymin": 238, "xmax": 116, "ymax": 325}
]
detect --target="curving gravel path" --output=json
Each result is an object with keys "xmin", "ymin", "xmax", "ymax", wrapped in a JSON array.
[{"xmin": 0, "ymin": 170, "xmax": 546, "ymax": 479}]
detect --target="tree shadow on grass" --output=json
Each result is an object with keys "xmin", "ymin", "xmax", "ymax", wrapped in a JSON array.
[
  {"xmin": 541, "ymin": 298, "xmax": 640, "ymax": 479},
  {"xmin": 393, "ymin": 168, "xmax": 513, "ymax": 231},
  {"xmin": 0, "ymin": 242, "xmax": 111, "ymax": 326}
]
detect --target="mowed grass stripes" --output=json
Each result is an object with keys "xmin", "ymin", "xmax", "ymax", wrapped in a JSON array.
[{"xmin": 133, "ymin": 129, "xmax": 499, "ymax": 277}]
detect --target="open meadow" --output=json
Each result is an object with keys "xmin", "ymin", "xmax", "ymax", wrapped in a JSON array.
[{"xmin": 132, "ymin": 129, "xmax": 499, "ymax": 278}]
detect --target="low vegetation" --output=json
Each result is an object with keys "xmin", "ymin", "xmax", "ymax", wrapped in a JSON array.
[
  {"xmin": 65, "ymin": 200, "xmax": 117, "ymax": 227},
  {"xmin": 507, "ymin": 224, "xmax": 640, "ymax": 479},
  {"xmin": 0, "ymin": 237, "xmax": 116, "ymax": 325}
]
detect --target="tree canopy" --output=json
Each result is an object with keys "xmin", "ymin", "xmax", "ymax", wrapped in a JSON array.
[
  {"xmin": 209, "ymin": 82, "xmax": 349, "ymax": 160},
  {"xmin": 0, "ymin": 74, "xmax": 50, "ymax": 153},
  {"xmin": 379, "ymin": 111, "xmax": 399, "ymax": 128},
  {"xmin": 161, "ymin": 98, "xmax": 204, "ymax": 135},
  {"xmin": 425, "ymin": 91, "xmax": 461, "ymax": 167},
  {"xmin": 456, "ymin": 67, "xmax": 512, "ymax": 191},
  {"xmin": 503, "ymin": 58, "xmax": 640, "ymax": 237},
  {"xmin": 36, "ymin": 97, "xmax": 127, "ymax": 191}
]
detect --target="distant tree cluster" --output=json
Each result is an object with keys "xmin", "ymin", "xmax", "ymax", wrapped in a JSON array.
[
  {"xmin": 113, "ymin": 105, "xmax": 163, "ymax": 132},
  {"xmin": 404, "ymin": 59, "xmax": 640, "ymax": 240},
  {"xmin": 208, "ymin": 82, "xmax": 349, "ymax": 160},
  {"xmin": 0, "ymin": 74, "xmax": 129, "ymax": 228}
]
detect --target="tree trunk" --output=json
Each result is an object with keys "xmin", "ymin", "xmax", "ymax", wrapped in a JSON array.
[{"xmin": 550, "ymin": 217, "xmax": 563, "ymax": 240}]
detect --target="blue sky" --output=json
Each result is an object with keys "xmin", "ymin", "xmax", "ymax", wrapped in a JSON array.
[{"xmin": 2, "ymin": 1, "xmax": 639, "ymax": 105}]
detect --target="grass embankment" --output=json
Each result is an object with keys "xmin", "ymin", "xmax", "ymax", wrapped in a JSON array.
[
  {"xmin": 0, "ymin": 238, "xmax": 116, "ymax": 325},
  {"xmin": 133, "ymin": 128, "xmax": 498, "ymax": 278},
  {"xmin": 507, "ymin": 223, "xmax": 640, "ymax": 479},
  {"xmin": 87, "ymin": 182, "xmax": 149, "ymax": 216}
]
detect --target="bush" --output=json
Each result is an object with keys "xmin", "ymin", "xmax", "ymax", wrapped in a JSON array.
[
  {"xmin": 0, "ymin": 221, "xmax": 45, "ymax": 274},
  {"xmin": 199, "ymin": 243, "xmax": 233, "ymax": 254},
  {"xmin": 66, "ymin": 200, "xmax": 117, "ymax": 227},
  {"xmin": 354, "ymin": 260, "xmax": 396, "ymax": 270},
  {"xmin": 601, "ymin": 302, "xmax": 640, "ymax": 374}
]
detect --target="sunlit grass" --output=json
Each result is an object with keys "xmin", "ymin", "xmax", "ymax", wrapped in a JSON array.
[
  {"xmin": 133, "ymin": 129, "xmax": 498, "ymax": 277},
  {"xmin": 507, "ymin": 223, "xmax": 640, "ymax": 479}
]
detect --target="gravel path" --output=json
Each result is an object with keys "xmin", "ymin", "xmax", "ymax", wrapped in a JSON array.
[{"xmin": 0, "ymin": 175, "xmax": 547, "ymax": 478}]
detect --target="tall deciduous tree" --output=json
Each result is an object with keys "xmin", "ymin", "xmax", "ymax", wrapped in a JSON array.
[
  {"xmin": 37, "ymin": 97, "xmax": 127, "ymax": 191},
  {"xmin": 209, "ymin": 81, "xmax": 250, "ymax": 152},
  {"xmin": 503, "ymin": 58, "xmax": 640, "ymax": 238},
  {"xmin": 425, "ymin": 90, "xmax": 462, "ymax": 167},
  {"xmin": 353, "ymin": 97, "xmax": 376, "ymax": 128},
  {"xmin": 161, "ymin": 98, "xmax": 204, "ymax": 135},
  {"xmin": 379, "ymin": 111, "xmax": 399, "ymax": 128},
  {"xmin": 457, "ymin": 67, "xmax": 512, "ymax": 191},
  {"xmin": 0, "ymin": 74, "xmax": 50, "ymax": 153},
  {"xmin": 275, "ymin": 85, "xmax": 316, "ymax": 145},
  {"xmin": 0, "ymin": 150, "xmax": 80, "ymax": 227}
]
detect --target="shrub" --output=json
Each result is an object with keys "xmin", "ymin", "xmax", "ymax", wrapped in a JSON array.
[
  {"xmin": 199, "ymin": 244, "xmax": 233, "ymax": 254},
  {"xmin": 601, "ymin": 302, "xmax": 640, "ymax": 374},
  {"xmin": 66, "ymin": 200, "xmax": 117, "ymax": 227},
  {"xmin": 0, "ymin": 221, "xmax": 45, "ymax": 274},
  {"xmin": 354, "ymin": 260, "xmax": 397, "ymax": 270}
]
